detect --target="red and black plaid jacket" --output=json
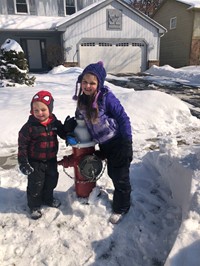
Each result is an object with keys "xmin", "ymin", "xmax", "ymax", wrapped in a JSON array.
[{"xmin": 18, "ymin": 114, "xmax": 66, "ymax": 164}]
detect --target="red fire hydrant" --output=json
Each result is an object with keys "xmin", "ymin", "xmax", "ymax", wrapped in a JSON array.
[{"xmin": 58, "ymin": 118, "xmax": 103, "ymax": 198}]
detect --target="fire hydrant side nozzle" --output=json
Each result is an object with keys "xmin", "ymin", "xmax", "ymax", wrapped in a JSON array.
[{"xmin": 60, "ymin": 117, "xmax": 103, "ymax": 198}]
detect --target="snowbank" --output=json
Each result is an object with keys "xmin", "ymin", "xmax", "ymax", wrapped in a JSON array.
[{"xmin": 143, "ymin": 148, "xmax": 200, "ymax": 265}]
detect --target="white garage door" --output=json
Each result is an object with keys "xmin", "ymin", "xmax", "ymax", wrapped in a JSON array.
[{"xmin": 79, "ymin": 41, "xmax": 146, "ymax": 74}]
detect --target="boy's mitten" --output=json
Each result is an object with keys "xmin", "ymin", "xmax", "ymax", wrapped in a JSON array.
[
  {"xmin": 64, "ymin": 116, "xmax": 77, "ymax": 133},
  {"xmin": 19, "ymin": 163, "xmax": 34, "ymax": 175}
]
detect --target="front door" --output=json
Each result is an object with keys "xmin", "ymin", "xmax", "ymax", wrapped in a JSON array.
[
  {"xmin": 21, "ymin": 39, "xmax": 46, "ymax": 72},
  {"xmin": 27, "ymin": 40, "xmax": 42, "ymax": 70}
]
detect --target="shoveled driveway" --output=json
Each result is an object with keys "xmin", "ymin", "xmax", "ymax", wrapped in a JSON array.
[{"xmin": 108, "ymin": 75, "xmax": 200, "ymax": 119}]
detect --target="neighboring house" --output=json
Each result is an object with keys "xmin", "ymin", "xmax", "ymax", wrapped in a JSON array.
[
  {"xmin": 153, "ymin": 0, "xmax": 200, "ymax": 68},
  {"xmin": 0, "ymin": 0, "xmax": 166, "ymax": 74}
]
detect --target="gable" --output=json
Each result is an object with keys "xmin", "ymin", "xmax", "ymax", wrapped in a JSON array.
[{"xmin": 56, "ymin": 0, "xmax": 166, "ymax": 34}]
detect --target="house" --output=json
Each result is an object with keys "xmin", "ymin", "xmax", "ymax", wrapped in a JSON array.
[
  {"xmin": 0, "ymin": 0, "xmax": 166, "ymax": 74},
  {"xmin": 152, "ymin": 0, "xmax": 200, "ymax": 68}
]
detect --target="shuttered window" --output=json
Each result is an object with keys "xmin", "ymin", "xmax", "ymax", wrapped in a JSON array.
[
  {"xmin": 65, "ymin": 0, "xmax": 75, "ymax": 15},
  {"xmin": 16, "ymin": 0, "xmax": 28, "ymax": 13}
]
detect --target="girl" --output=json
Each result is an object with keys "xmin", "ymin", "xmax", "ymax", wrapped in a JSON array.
[{"xmin": 73, "ymin": 62, "xmax": 133, "ymax": 224}]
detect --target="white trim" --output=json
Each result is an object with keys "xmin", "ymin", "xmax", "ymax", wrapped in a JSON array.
[
  {"xmin": 64, "ymin": 0, "xmax": 77, "ymax": 16},
  {"xmin": 170, "ymin": 17, "xmax": 177, "ymax": 30}
]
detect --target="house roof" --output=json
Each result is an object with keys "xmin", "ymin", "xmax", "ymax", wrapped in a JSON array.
[
  {"xmin": 176, "ymin": 0, "xmax": 200, "ymax": 8},
  {"xmin": 0, "ymin": 15, "xmax": 65, "ymax": 31},
  {"xmin": 0, "ymin": 0, "xmax": 107, "ymax": 31},
  {"xmin": 152, "ymin": 0, "xmax": 200, "ymax": 17},
  {"xmin": 56, "ymin": 0, "xmax": 166, "ymax": 34},
  {"xmin": 0, "ymin": 0, "xmax": 166, "ymax": 34}
]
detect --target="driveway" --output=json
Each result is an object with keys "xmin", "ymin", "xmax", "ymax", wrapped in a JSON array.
[{"xmin": 108, "ymin": 75, "xmax": 200, "ymax": 119}]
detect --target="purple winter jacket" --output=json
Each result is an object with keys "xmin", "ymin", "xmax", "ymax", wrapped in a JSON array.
[{"xmin": 76, "ymin": 86, "xmax": 132, "ymax": 144}]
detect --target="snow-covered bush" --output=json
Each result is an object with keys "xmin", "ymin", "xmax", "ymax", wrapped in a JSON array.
[{"xmin": 0, "ymin": 39, "xmax": 35, "ymax": 87}]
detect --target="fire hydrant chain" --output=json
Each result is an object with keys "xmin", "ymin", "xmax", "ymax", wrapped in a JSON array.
[{"xmin": 63, "ymin": 160, "xmax": 107, "ymax": 183}]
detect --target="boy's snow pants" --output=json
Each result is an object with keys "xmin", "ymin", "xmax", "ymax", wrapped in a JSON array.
[{"xmin": 27, "ymin": 158, "xmax": 58, "ymax": 209}]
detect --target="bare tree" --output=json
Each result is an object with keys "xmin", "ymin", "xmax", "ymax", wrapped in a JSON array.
[{"xmin": 127, "ymin": 0, "xmax": 163, "ymax": 17}]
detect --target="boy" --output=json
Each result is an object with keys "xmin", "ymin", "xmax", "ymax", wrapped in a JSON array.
[{"xmin": 18, "ymin": 90, "xmax": 76, "ymax": 219}]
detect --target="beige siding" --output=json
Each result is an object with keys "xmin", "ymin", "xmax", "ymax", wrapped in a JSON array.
[{"xmin": 153, "ymin": 0, "xmax": 194, "ymax": 67}]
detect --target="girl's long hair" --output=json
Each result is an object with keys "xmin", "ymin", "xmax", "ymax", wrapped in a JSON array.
[{"xmin": 77, "ymin": 93, "xmax": 99, "ymax": 124}]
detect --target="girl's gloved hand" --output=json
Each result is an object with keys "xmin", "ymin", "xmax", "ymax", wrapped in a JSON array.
[
  {"xmin": 121, "ymin": 139, "xmax": 133, "ymax": 162},
  {"xmin": 113, "ymin": 139, "xmax": 133, "ymax": 166},
  {"xmin": 64, "ymin": 116, "xmax": 77, "ymax": 132}
]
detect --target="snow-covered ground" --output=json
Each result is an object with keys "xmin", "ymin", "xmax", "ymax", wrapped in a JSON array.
[{"xmin": 1, "ymin": 64, "xmax": 200, "ymax": 266}]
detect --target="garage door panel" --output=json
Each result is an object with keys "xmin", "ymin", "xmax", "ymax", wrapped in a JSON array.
[
  {"xmin": 114, "ymin": 46, "xmax": 141, "ymax": 73},
  {"xmin": 79, "ymin": 41, "xmax": 146, "ymax": 74}
]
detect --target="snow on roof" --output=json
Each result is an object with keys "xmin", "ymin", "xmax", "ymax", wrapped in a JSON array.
[
  {"xmin": 0, "ymin": 15, "xmax": 66, "ymax": 30},
  {"xmin": 0, "ymin": 1, "xmax": 107, "ymax": 31},
  {"xmin": 0, "ymin": 0, "xmax": 166, "ymax": 32},
  {"xmin": 177, "ymin": 0, "xmax": 200, "ymax": 8},
  {"xmin": 55, "ymin": 0, "xmax": 107, "ymax": 28}
]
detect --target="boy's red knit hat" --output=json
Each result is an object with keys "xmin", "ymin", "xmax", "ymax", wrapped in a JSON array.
[{"xmin": 31, "ymin": 90, "xmax": 54, "ymax": 113}]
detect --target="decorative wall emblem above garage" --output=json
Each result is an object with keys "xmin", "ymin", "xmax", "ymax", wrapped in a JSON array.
[{"xmin": 107, "ymin": 9, "xmax": 122, "ymax": 30}]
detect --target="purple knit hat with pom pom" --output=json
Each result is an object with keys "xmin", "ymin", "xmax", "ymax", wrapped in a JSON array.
[{"xmin": 73, "ymin": 61, "xmax": 106, "ymax": 108}]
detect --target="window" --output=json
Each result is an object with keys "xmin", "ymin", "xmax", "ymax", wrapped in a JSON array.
[
  {"xmin": 99, "ymin": 43, "xmax": 112, "ymax": 47},
  {"xmin": 116, "ymin": 43, "xmax": 129, "ymax": 47},
  {"xmin": 81, "ymin": 43, "xmax": 95, "ymax": 47},
  {"xmin": 65, "ymin": 0, "xmax": 76, "ymax": 15},
  {"xmin": 170, "ymin": 17, "xmax": 177, "ymax": 30},
  {"xmin": 15, "ymin": 0, "xmax": 28, "ymax": 13}
]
